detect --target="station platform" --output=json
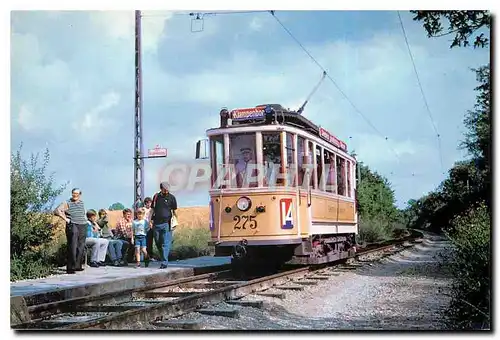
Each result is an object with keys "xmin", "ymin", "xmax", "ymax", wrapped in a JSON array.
[{"xmin": 10, "ymin": 256, "xmax": 231, "ymax": 307}]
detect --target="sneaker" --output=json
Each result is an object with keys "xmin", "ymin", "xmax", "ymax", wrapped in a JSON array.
[
  {"xmin": 89, "ymin": 262, "xmax": 99, "ymax": 268},
  {"xmin": 136, "ymin": 262, "xmax": 141, "ymax": 269},
  {"xmin": 112, "ymin": 260, "xmax": 120, "ymax": 266},
  {"xmin": 98, "ymin": 261, "xmax": 107, "ymax": 267},
  {"xmin": 159, "ymin": 264, "xmax": 168, "ymax": 269}
]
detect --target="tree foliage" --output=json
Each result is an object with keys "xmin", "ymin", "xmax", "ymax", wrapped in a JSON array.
[
  {"xmin": 398, "ymin": 27, "xmax": 491, "ymax": 327},
  {"xmin": 442, "ymin": 203, "xmax": 490, "ymax": 329},
  {"xmin": 402, "ymin": 65, "xmax": 491, "ymax": 233},
  {"xmin": 109, "ymin": 202, "xmax": 125, "ymax": 211},
  {"xmin": 357, "ymin": 163, "xmax": 399, "ymax": 222},
  {"xmin": 355, "ymin": 163, "xmax": 402, "ymax": 242},
  {"xmin": 11, "ymin": 145, "xmax": 67, "ymax": 281},
  {"xmin": 411, "ymin": 11, "xmax": 491, "ymax": 48}
]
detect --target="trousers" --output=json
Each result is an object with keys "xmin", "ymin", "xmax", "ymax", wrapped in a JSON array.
[
  {"xmin": 65, "ymin": 222, "xmax": 87, "ymax": 271},
  {"xmin": 85, "ymin": 237, "xmax": 109, "ymax": 262},
  {"xmin": 105, "ymin": 239, "xmax": 123, "ymax": 261},
  {"xmin": 146, "ymin": 227, "xmax": 155, "ymax": 258},
  {"xmin": 153, "ymin": 223, "xmax": 173, "ymax": 266}
]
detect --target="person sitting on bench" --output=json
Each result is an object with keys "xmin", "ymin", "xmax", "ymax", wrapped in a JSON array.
[{"xmin": 85, "ymin": 209, "xmax": 109, "ymax": 267}]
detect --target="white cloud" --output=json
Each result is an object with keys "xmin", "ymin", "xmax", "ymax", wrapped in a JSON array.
[
  {"xmin": 72, "ymin": 91, "xmax": 121, "ymax": 138},
  {"xmin": 249, "ymin": 17, "xmax": 262, "ymax": 31},
  {"xmin": 89, "ymin": 10, "xmax": 172, "ymax": 53},
  {"xmin": 17, "ymin": 105, "xmax": 35, "ymax": 131}
]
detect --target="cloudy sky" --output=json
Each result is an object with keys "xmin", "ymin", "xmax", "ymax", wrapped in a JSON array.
[{"xmin": 10, "ymin": 10, "xmax": 490, "ymax": 210}]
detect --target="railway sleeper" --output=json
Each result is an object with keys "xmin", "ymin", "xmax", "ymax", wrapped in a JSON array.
[
  {"xmin": 274, "ymin": 285, "xmax": 305, "ymax": 291},
  {"xmin": 255, "ymin": 291, "xmax": 286, "ymax": 299},
  {"xmin": 293, "ymin": 280, "xmax": 318, "ymax": 286},
  {"xmin": 196, "ymin": 307, "xmax": 239, "ymax": 318},
  {"xmin": 226, "ymin": 299, "xmax": 264, "ymax": 308},
  {"xmin": 153, "ymin": 319, "xmax": 202, "ymax": 330},
  {"xmin": 305, "ymin": 276, "xmax": 330, "ymax": 280}
]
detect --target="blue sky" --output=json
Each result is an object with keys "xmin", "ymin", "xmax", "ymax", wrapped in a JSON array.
[{"xmin": 10, "ymin": 10, "xmax": 490, "ymax": 210}]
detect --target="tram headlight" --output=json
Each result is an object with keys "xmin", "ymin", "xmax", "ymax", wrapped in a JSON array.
[{"xmin": 236, "ymin": 196, "xmax": 252, "ymax": 212}]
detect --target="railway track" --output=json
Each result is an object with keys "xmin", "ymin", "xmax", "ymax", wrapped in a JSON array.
[{"xmin": 13, "ymin": 232, "xmax": 423, "ymax": 330}]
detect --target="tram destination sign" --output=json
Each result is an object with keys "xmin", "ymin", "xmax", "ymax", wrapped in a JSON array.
[
  {"xmin": 319, "ymin": 127, "xmax": 347, "ymax": 151},
  {"xmin": 231, "ymin": 107, "xmax": 265, "ymax": 121}
]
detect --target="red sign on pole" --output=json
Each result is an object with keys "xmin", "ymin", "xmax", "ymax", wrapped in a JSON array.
[{"xmin": 148, "ymin": 145, "xmax": 167, "ymax": 158}]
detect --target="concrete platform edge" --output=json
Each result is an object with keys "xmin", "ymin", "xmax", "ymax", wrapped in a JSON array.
[{"xmin": 12, "ymin": 267, "xmax": 196, "ymax": 307}]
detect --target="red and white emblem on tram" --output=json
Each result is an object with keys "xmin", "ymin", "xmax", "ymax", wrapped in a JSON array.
[{"xmin": 280, "ymin": 198, "xmax": 294, "ymax": 229}]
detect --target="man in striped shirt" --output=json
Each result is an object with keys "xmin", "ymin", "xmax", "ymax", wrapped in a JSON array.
[{"xmin": 54, "ymin": 188, "xmax": 88, "ymax": 274}]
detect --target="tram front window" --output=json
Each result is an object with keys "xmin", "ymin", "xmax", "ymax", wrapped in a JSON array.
[
  {"xmin": 262, "ymin": 132, "xmax": 283, "ymax": 187},
  {"xmin": 230, "ymin": 133, "xmax": 258, "ymax": 188},
  {"xmin": 210, "ymin": 135, "xmax": 225, "ymax": 189}
]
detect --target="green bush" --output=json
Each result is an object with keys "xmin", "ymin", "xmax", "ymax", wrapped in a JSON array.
[
  {"xmin": 51, "ymin": 235, "xmax": 69, "ymax": 268},
  {"xmin": 391, "ymin": 222, "xmax": 409, "ymax": 238},
  {"xmin": 11, "ymin": 248, "xmax": 56, "ymax": 281},
  {"xmin": 10, "ymin": 146, "xmax": 67, "ymax": 281},
  {"xmin": 169, "ymin": 226, "xmax": 212, "ymax": 261},
  {"xmin": 442, "ymin": 202, "xmax": 490, "ymax": 330},
  {"xmin": 358, "ymin": 218, "xmax": 393, "ymax": 243}
]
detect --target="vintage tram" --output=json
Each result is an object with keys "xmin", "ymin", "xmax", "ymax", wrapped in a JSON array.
[{"xmin": 196, "ymin": 103, "xmax": 358, "ymax": 273}]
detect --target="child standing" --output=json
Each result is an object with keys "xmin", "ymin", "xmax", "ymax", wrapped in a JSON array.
[{"xmin": 132, "ymin": 208, "xmax": 150, "ymax": 268}]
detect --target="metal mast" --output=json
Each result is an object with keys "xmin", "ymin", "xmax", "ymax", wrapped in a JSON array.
[{"xmin": 134, "ymin": 9, "xmax": 145, "ymax": 208}]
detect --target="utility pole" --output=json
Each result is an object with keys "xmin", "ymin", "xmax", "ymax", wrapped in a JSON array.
[{"xmin": 134, "ymin": 9, "xmax": 144, "ymax": 209}]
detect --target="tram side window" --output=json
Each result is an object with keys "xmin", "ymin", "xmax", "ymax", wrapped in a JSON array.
[
  {"xmin": 308, "ymin": 141, "xmax": 315, "ymax": 188},
  {"xmin": 297, "ymin": 136, "xmax": 306, "ymax": 187},
  {"xmin": 230, "ymin": 133, "xmax": 257, "ymax": 188},
  {"xmin": 347, "ymin": 160, "xmax": 352, "ymax": 198},
  {"xmin": 211, "ymin": 135, "xmax": 224, "ymax": 188},
  {"xmin": 262, "ymin": 132, "xmax": 283, "ymax": 187},
  {"xmin": 286, "ymin": 132, "xmax": 296, "ymax": 187},
  {"xmin": 316, "ymin": 145, "xmax": 322, "ymax": 190},
  {"xmin": 324, "ymin": 150, "xmax": 336, "ymax": 194},
  {"xmin": 336, "ymin": 156, "xmax": 346, "ymax": 196}
]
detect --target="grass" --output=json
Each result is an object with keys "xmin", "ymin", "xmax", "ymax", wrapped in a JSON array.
[{"xmin": 169, "ymin": 225, "xmax": 213, "ymax": 261}]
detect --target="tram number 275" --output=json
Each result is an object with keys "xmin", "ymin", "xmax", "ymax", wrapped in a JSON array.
[{"xmin": 233, "ymin": 215, "xmax": 257, "ymax": 230}]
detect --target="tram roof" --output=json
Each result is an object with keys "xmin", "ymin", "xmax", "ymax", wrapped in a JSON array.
[{"xmin": 208, "ymin": 104, "xmax": 349, "ymax": 153}]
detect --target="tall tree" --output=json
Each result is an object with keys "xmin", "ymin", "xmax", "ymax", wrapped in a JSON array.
[
  {"xmin": 462, "ymin": 65, "xmax": 491, "ymax": 211},
  {"xmin": 356, "ymin": 163, "xmax": 398, "ymax": 223},
  {"xmin": 462, "ymin": 65, "xmax": 491, "ymax": 168},
  {"xmin": 109, "ymin": 202, "xmax": 126, "ymax": 211},
  {"xmin": 411, "ymin": 11, "xmax": 491, "ymax": 48}
]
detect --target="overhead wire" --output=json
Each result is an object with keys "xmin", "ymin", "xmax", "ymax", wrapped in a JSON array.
[
  {"xmin": 396, "ymin": 11, "xmax": 445, "ymax": 174},
  {"xmin": 170, "ymin": 10, "xmax": 445, "ymax": 182},
  {"xmin": 141, "ymin": 10, "xmax": 268, "ymax": 18},
  {"xmin": 268, "ymin": 10, "xmax": 402, "ymax": 164}
]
